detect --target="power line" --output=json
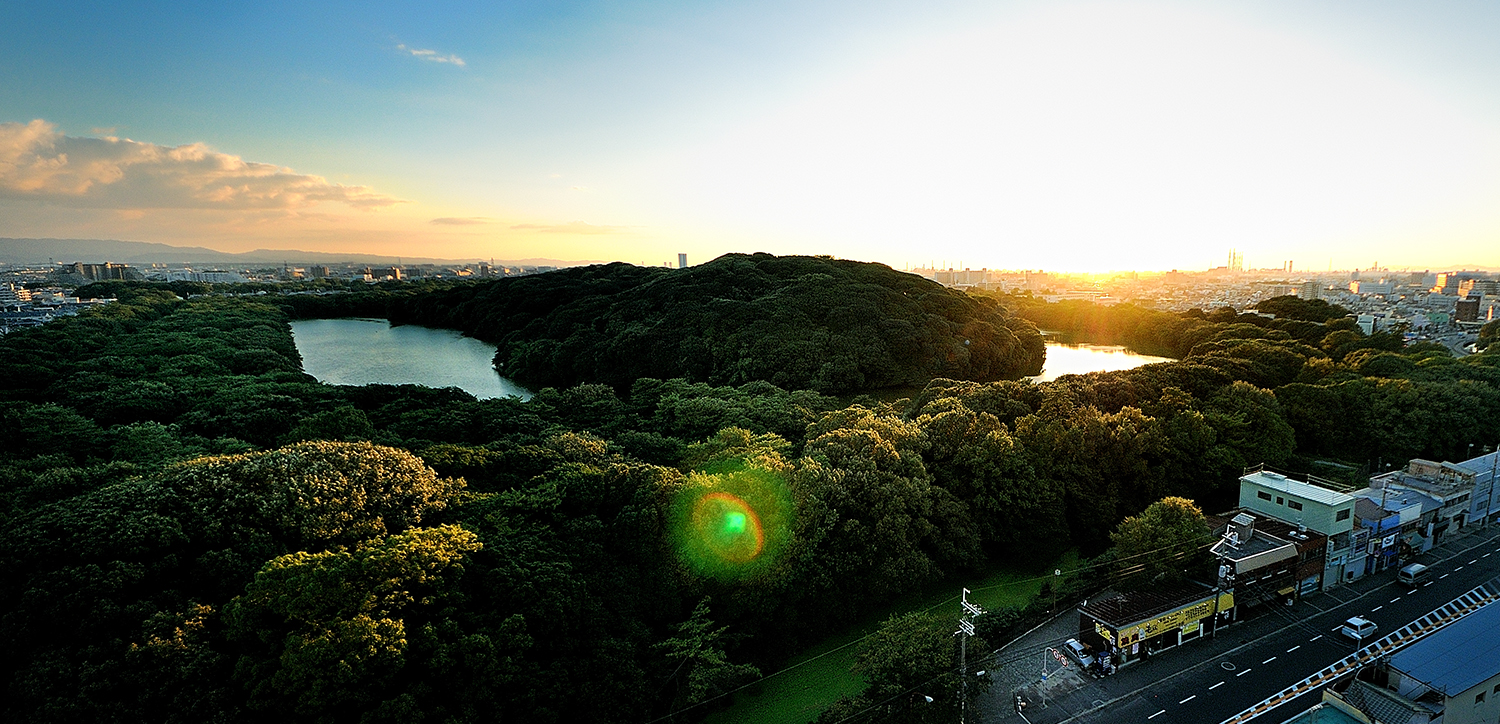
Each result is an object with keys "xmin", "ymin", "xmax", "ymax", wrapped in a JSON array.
[{"xmin": 643, "ymin": 533, "xmax": 1219, "ymax": 723}]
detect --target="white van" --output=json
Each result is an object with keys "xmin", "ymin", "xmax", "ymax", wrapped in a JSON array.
[
  {"xmin": 1341, "ymin": 616, "xmax": 1378, "ymax": 641},
  {"xmin": 1398, "ymin": 563, "xmax": 1430, "ymax": 587}
]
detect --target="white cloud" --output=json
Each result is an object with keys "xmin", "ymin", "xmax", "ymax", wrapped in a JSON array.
[
  {"xmin": 0, "ymin": 120, "xmax": 403, "ymax": 210},
  {"xmin": 396, "ymin": 43, "xmax": 466, "ymax": 67},
  {"xmin": 430, "ymin": 216, "xmax": 494, "ymax": 225}
]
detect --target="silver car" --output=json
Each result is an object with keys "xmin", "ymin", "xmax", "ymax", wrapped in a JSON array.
[{"xmin": 1063, "ymin": 638, "xmax": 1095, "ymax": 667}]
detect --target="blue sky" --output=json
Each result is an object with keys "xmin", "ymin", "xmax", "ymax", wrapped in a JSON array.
[{"xmin": 2, "ymin": 0, "xmax": 1498, "ymax": 271}]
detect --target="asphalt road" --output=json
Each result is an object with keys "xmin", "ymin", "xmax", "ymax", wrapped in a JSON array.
[
  {"xmin": 1436, "ymin": 332, "xmax": 1477, "ymax": 357},
  {"xmin": 989, "ymin": 524, "xmax": 1500, "ymax": 724}
]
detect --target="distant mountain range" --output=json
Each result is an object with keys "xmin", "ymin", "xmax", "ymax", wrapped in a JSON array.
[{"xmin": 0, "ymin": 238, "xmax": 601, "ymax": 268}]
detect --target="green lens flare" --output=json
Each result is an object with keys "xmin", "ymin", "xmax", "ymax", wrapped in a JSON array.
[
  {"xmin": 724, "ymin": 511, "xmax": 747, "ymax": 534},
  {"xmin": 670, "ymin": 464, "xmax": 790, "ymax": 581},
  {"xmin": 693, "ymin": 492, "xmax": 763, "ymax": 564}
]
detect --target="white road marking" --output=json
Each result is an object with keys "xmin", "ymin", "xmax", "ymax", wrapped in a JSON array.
[
  {"xmin": 1149, "ymin": 709, "xmax": 1166, "ymax": 719},
  {"xmin": 1483, "ymin": 553, "xmax": 1491, "ymax": 558},
  {"xmin": 1263, "ymin": 656, "xmax": 1277, "ymax": 664},
  {"xmin": 1286, "ymin": 645, "xmax": 1300, "ymax": 653},
  {"xmin": 1210, "ymin": 681, "xmax": 1225, "ymax": 690},
  {"xmin": 1424, "ymin": 581, "xmax": 1434, "ymax": 587},
  {"xmin": 1237, "ymin": 668, "xmax": 1253, "ymax": 677},
  {"xmin": 1332, "ymin": 625, "xmax": 1343, "ymax": 631},
  {"xmin": 1390, "ymin": 597, "xmax": 1401, "ymax": 603},
  {"xmin": 1372, "ymin": 605, "xmax": 1383, "ymax": 612},
  {"xmin": 1181, "ymin": 695, "xmax": 1197, "ymax": 704},
  {"xmin": 1456, "ymin": 566, "xmax": 1465, "ymax": 571},
  {"xmin": 1470, "ymin": 559, "xmax": 1478, "ymax": 564},
  {"xmin": 1310, "ymin": 635, "xmax": 1323, "ymax": 642},
  {"xmin": 1441, "ymin": 574, "xmax": 1451, "ymax": 579}
]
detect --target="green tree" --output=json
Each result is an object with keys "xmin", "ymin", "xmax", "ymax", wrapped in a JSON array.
[
  {"xmin": 818, "ymin": 611, "xmax": 986, "ymax": 723},
  {"xmin": 914, "ymin": 396, "xmax": 1066, "ymax": 554},
  {"xmin": 1109, "ymin": 497, "xmax": 1211, "ymax": 589},
  {"xmin": 1252, "ymin": 295, "xmax": 1351, "ymax": 323},
  {"xmin": 1477, "ymin": 319, "xmax": 1499, "ymax": 351},
  {"xmin": 794, "ymin": 407, "xmax": 981, "ymax": 599},
  {"xmin": 159, "ymin": 440, "xmax": 463, "ymax": 553},
  {"xmin": 653, "ymin": 598, "xmax": 760, "ymax": 710},
  {"xmin": 279, "ymin": 406, "xmax": 378, "ymax": 444},
  {"xmin": 225, "ymin": 525, "xmax": 506, "ymax": 723}
]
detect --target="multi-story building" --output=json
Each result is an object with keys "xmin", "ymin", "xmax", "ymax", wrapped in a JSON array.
[
  {"xmin": 933, "ymin": 268, "xmax": 996, "ymax": 287},
  {"xmin": 1458, "ymin": 278, "xmax": 1499, "ymax": 297},
  {"xmin": 62, "ymin": 261, "xmax": 141, "ymax": 281},
  {"xmin": 1210, "ymin": 511, "xmax": 1328, "ymax": 604},
  {"xmin": 166, "ymin": 270, "xmax": 247, "ymax": 283},
  {"xmin": 1457, "ymin": 296, "xmax": 1481, "ymax": 323},
  {"xmin": 1239, "ymin": 469, "xmax": 1356, "ymax": 588},
  {"xmin": 1370, "ymin": 456, "xmax": 1494, "ymax": 539},
  {"xmin": 1352, "ymin": 486, "xmax": 1440, "ymax": 569},
  {"xmin": 0, "ymin": 283, "xmax": 33, "ymax": 305},
  {"xmin": 1431, "ymin": 272, "xmax": 1467, "ymax": 295},
  {"xmin": 1455, "ymin": 451, "xmax": 1500, "ymax": 525},
  {"xmin": 1348, "ymin": 280, "xmax": 1394, "ymax": 296}
]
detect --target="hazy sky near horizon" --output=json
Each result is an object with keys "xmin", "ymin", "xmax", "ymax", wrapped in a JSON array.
[{"xmin": 2, "ymin": 0, "xmax": 1498, "ymax": 272}]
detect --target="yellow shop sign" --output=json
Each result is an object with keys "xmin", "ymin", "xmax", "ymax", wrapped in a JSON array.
[{"xmin": 1136, "ymin": 597, "xmax": 1222, "ymax": 638}]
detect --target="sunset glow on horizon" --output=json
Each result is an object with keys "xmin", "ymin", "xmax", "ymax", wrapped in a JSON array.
[{"xmin": 2, "ymin": 1, "xmax": 1498, "ymax": 272}]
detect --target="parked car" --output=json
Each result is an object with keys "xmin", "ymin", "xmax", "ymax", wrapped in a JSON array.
[
  {"xmin": 1340, "ymin": 616, "xmax": 1378, "ymax": 641},
  {"xmin": 1063, "ymin": 638, "xmax": 1095, "ymax": 667},
  {"xmin": 1398, "ymin": 563, "xmax": 1430, "ymax": 588}
]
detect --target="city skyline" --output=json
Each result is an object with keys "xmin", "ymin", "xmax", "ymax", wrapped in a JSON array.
[{"xmin": 3, "ymin": 0, "xmax": 1500, "ymax": 273}]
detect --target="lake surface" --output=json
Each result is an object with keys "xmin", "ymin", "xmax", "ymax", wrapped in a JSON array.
[
  {"xmin": 291, "ymin": 318, "xmax": 531, "ymax": 400},
  {"xmin": 1028, "ymin": 342, "xmax": 1174, "ymax": 382}
]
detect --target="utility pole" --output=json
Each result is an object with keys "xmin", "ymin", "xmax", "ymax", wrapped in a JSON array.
[
  {"xmin": 957, "ymin": 588, "xmax": 983, "ymax": 723},
  {"xmin": 1478, "ymin": 445, "xmax": 1499, "ymax": 529},
  {"xmin": 1212, "ymin": 525, "xmax": 1238, "ymax": 639}
]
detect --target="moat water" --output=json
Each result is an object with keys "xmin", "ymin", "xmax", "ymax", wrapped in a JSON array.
[
  {"xmin": 291, "ymin": 318, "xmax": 532, "ymax": 400},
  {"xmin": 1029, "ymin": 341, "xmax": 1173, "ymax": 382},
  {"xmin": 291, "ymin": 320, "xmax": 1168, "ymax": 399}
]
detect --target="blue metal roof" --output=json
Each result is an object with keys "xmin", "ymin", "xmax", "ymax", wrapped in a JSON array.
[{"xmin": 1391, "ymin": 603, "xmax": 1500, "ymax": 696}]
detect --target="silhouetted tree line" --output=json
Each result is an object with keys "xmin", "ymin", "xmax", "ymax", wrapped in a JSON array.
[
  {"xmin": 263, "ymin": 253, "xmax": 1048, "ymax": 394},
  {"xmin": 2, "ymin": 284, "xmax": 1497, "ymax": 723}
]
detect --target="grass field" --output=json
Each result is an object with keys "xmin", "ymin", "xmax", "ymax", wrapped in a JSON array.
[{"xmin": 704, "ymin": 551, "xmax": 1082, "ymax": 724}]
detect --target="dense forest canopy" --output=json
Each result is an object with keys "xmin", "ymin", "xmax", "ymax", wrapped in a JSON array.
[
  {"xmin": 4, "ymin": 277, "xmax": 1499, "ymax": 723},
  {"xmin": 230, "ymin": 253, "xmax": 1047, "ymax": 394}
]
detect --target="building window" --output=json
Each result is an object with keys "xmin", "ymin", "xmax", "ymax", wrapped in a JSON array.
[
  {"xmin": 1476, "ymin": 691, "xmax": 1485, "ymax": 705},
  {"xmin": 1258, "ymin": 491, "xmax": 1272, "ymax": 501},
  {"xmin": 1289, "ymin": 501, "xmax": 1304, "ymax": 511},
  {"xmin": 1337, "ymin": 509, "xmax": 1351, "ymax": 521},
  {"xmin": 1277, "ymin": 497, "xmax": 1285, "ymax": 505}
]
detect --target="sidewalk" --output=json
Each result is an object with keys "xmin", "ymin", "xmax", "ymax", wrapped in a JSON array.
[{"xmin": 977, "ymin": 523, "xmax": 1500, "ymax": 724}]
